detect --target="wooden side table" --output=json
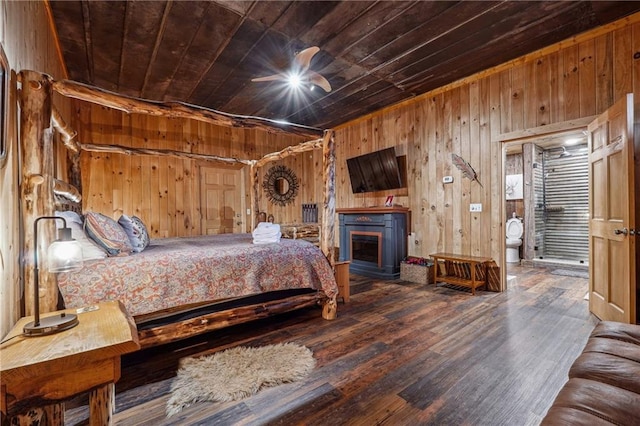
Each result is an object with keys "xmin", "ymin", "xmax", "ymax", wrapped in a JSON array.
[{"xmin": 0, "ymin": 301, "xmax": 139, "ymax": 425}]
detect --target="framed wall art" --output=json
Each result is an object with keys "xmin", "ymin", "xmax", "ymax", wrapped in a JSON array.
[{"xmin": 0, "ymin": 44, "xmax": 8, "ymax": 164}]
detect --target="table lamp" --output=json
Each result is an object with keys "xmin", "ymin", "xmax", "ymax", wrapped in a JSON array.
[{"xmin": 23, "ymin": 215, "xmax": 83, "ymax": 336}]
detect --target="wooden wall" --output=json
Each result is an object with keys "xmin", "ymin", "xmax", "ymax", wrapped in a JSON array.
[
  {"xmin": 1, "ymin": 1, "xmax": 70, "ymax": 337},
  {"xmin": 72, "ymin": 100, "xmax": 321, "ymax": 236},
  {"xmin": 4, "ymin": 10, "xmax": 640, "ymax": 338},
  {"xmin": 333, "ymin": 14, "xmax": 640, "ymax": 267},
  {"xmin": 66, "ymin": 13, "xmax": 640, "ymax": 273}
]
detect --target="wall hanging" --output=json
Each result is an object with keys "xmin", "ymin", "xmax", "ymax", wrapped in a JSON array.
[
  {"xmin": 451, "ymin": 153, "xmax": 483, "ymax": 187},
  {"xmin": 505, "ymin": 174, "xmax": 523, "ymax": 200},
  {"xmin": 263, "ymin": 165, "xmax": 299, "ymax": 206}
]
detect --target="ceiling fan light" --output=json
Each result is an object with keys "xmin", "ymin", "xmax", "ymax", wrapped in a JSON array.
[{"xmin": 288, "ymin": 73, "xmax": 301, "ymax": 88}]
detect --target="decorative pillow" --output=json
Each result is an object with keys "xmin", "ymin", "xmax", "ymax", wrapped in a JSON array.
[
  {"xmin": 118, "ymin": 214, "xmax": 150, "ymax": 253},
  {"xmin": 55, "ymin": 211, "xmax": 107, "ymax": 261},
  {"xmin": 84, "ymin": 212, "xmax": 132, "ymax": 256}
]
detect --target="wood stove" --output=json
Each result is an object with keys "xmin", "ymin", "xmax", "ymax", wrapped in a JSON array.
[{"xmin": 337, "ymin": 207, "xmax": 409, "ymax": 279}]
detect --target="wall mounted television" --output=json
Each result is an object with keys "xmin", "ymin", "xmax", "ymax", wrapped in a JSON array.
[{"xmin": 346, "ymin": 147, "xmax": 406, "ymax": 193}]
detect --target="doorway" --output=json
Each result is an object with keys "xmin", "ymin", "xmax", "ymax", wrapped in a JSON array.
[{"xmin": 501, "ymin": 123, "xmax": 593, "ymax": 286}]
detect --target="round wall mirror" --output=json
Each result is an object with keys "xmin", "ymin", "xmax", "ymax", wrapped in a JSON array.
[
  {"xmin": 275, "ymin": 177, "xmax": 289, "ymax": 195},
  {"xmin": 263, "ymin": 165, "xmax": 299, "ymax": 206}
]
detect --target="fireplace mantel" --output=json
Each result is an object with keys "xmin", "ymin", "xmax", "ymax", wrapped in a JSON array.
[
  {"xmin": 338, "ymin": 207, "xmax": 409, "ymax": 279},
  {"xmin": 336, "ymin": 207, "xmax": 410, "ymax": 214}
]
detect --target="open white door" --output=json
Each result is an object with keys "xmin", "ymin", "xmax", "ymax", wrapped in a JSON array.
[{"xmin": 588, "ymin": 93, "xmax": 636, "ymax": 323}]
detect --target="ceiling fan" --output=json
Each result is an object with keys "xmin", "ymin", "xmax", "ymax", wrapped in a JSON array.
[{"xmin": 251, "ymin": 46, "xmax": 332, "ymax": 93}]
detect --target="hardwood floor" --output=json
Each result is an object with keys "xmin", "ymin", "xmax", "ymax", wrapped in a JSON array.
[{"xmin": 67, "ymin": 264, "xmax": 597, "ymax": 425}]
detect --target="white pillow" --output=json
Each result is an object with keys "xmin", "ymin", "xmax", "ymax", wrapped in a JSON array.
[
  {"xmin": 55, "ymin": 211, "xmax": 107, "ymax": 261},
  {"xmin": 55, "ymin": 210, "xmax": 83, "ymax": 226}
]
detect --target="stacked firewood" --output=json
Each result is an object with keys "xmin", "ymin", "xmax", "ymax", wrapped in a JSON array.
[{"xmin": 281, "ymin": 224, "xmax": 320, "ymax": 245}]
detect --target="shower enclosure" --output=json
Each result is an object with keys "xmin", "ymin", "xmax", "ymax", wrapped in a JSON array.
[{"xmin": 533, "ymin": 144, "xmax": 589, "ymax": 264}]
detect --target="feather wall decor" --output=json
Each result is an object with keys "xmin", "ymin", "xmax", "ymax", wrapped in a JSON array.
[{"xmin": 451, "ymin": 153, "xmax": 483, "ymax": 187}]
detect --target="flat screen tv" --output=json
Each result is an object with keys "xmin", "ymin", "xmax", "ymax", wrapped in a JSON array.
[{"xmin": 346, "ymin": 147, "xmax": 404, "ymax": 193}]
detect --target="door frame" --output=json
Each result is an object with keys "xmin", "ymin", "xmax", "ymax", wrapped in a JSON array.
[{"xmin": 495, "ymin": 116, "xmax": 596, "ymax": 289}]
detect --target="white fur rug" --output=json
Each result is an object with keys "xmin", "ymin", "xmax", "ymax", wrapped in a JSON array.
[{"xmin": 166, "ymin": 342, "xmax": 315, "ymax": 416}]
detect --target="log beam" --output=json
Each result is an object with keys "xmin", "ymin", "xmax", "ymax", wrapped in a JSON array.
[
  {"xmin": 136, "ymin": 292, "xmax": 327, "ymax": 349},
  {"xmin": 52, "ymin": 79, "xmax": 323, "ymax": 139},
  {"xmin": 51, "ymin": 106, "xmax": 78, "ymax": 152},
  {"xmin": 79, "ymin": 143, "xmax": 254, "ymax": 166},
  {"xmin": 254, "ymin": 138, "xmax": 324, "ymax": 168}
]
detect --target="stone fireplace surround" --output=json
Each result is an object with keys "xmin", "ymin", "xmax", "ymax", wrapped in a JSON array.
[{"xmin": 337, "ymin": 207, "xmax": 409, "ymax": 279}]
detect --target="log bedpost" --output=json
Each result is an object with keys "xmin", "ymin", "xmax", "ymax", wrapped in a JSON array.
[
  {"xmin": 320, "ymin": 130, "xmax": 337, "ymax": 320},
  {"xmin": 18, "ymin": 70, "xmax": 57, "ymax": 316},
  {"xmin": 320, "ymin": 130, "xmax": 335, "ymax": 265},
  {"xmin": 250, "ymin": 161, "xmax": 259, "ymax": 230}
]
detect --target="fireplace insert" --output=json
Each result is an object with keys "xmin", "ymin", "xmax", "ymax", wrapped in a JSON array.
[{"xmin": 338, "ymin": 208, "xmax": 408, "ymax": 279}]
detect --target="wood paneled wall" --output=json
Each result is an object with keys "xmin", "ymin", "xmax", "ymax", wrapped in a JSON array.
[
  {"xmin": 73, "ymin": 100, "xmax": 321, "ymax": 236},
  {"xmin": 1, "ymin": 1, "xmax": 70, "ymax": 337},
  {"xmin": 4, "ymin": 11, "xmax": 639, "ymax": 337},
  {"xmin": 333, "ymin": 16, "xmax": 640, "ymax": 265}
]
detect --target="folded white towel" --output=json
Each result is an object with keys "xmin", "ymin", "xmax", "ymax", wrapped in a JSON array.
[
  {"xmin": 252, "ymin": 222, "xmax": 281, "ymax": 237},
  {"xmin": 252, "ymin": 222, "xmax": 281, "ymax": 244},
  {"xmin": 253, "ymin": 233, "xmax": 281, "ymax": 244}
]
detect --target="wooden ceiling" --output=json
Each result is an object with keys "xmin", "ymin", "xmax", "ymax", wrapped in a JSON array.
[{"xmin": 48, "ymin": 1, "xmax": 640, "ymax": 130}]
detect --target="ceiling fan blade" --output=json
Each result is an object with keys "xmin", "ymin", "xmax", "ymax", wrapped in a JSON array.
[
  {"xmin": 251, "ymin": 74, "xmax": 285, "ymax": 82},
  {"xmin": 308, "ymin": 70, "xmax": 332, "ymax": 92},
  {"xmin": 294, "ymin": 46, "xmax": 320, "ymax": 71}
]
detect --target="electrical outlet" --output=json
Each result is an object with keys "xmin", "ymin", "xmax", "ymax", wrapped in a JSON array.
[
  {"xmin": 246, "ymin": 209, "xmax": 251, "ymax": 215},
  {"xmin": 470, "ymin": 203, "xmax": 482, "ymax": 212},
  {"xmin": 442, "ymin": 176, "xmax": 454, "ymax": 184}
]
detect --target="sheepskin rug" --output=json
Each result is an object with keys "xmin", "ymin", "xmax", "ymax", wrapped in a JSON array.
[{"xmin": 166, "ymin": 342, "xmax": 315, "ymax": 416}]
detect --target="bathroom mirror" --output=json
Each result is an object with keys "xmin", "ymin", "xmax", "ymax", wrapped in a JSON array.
[{"xmin": 263, "ymin": 165, "xmax": 299, "ymax": 206}]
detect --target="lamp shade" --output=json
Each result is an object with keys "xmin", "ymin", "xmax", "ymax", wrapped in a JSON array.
[{"xmin": 47, "ymin": 229, "xmax": 83, "ymax": 272}]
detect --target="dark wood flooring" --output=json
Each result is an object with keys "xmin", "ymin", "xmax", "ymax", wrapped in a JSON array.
[{"xmin": 66, "ymin": 264, "xmax": 598, "ymax": 425}]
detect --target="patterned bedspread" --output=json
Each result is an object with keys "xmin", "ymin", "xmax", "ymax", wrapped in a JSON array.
[{"xmin": 58, "ymin": 233, "xmax": 338, "ymax": 316}]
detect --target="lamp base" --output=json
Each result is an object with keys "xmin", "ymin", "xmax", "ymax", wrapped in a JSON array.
[{"xmin": 23, "ymin": 313, "xmax": 79, "ymax": 336}]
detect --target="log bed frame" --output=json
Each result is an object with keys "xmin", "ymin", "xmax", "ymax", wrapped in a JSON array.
[{"xmin": 18, "ymin": 70, "xmax": 337, "ymax": 349}]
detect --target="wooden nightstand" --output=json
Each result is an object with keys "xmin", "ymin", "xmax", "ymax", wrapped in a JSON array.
[{"xmin": 0, "ymin": 300, "xmax": 139, "ymax": 425}]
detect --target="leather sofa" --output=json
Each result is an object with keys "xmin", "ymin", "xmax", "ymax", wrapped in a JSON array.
[{"xmin": 542, "ymin": 321, "xmax": 640, "ymax": 425}]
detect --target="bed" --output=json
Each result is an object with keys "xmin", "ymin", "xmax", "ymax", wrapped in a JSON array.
[
  {"xmin": 57, "ymin": 233, "xmax": 337, "ymax": 346},
  {"xmin": 18, "ymin": 70, "xmax": 338, "ymax": 350},
  {"xmin": 59, "ymin": 233, "xmax": 337, "ymax": 317}
]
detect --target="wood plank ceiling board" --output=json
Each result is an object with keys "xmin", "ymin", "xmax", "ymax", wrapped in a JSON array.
[
  {"xmin": 118, "ymin": 0, "xmax": 167, "ymax": 95},
  {"xmin": 48, "ymin": 0, "xmax": 92, "ymax": 83},
  {"xmin": 84, "ymin": 1, "xmax": 127, "ymax": 91},
  {"xmin": 47, "ymin": 0, "xmax": 640, "ymax": 129},
  {"xmin": 138, "ymin": 1, "xmax": 212, "ymax": 99}
]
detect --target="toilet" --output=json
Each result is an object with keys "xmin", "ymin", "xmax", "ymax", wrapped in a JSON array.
[{"xmin": 506, "ymin": 213, "xmax": 523, "ymax": 263}]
